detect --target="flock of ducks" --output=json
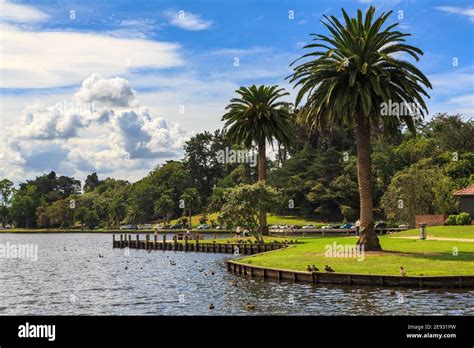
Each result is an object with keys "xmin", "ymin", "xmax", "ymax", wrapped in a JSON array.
[{"xmin": 306, "ymin": 265, "xmax": 335, "ymax": 273}]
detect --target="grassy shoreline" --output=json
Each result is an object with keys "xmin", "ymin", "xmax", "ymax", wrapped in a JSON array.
[{"xmin": 234, "ymin": 226, "xmax": 474, "ymax": 276}]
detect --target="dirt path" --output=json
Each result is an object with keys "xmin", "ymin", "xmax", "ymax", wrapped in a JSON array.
[{"xmin": 391, "ymin": 236, "xmax": 474, "ymax": 242}]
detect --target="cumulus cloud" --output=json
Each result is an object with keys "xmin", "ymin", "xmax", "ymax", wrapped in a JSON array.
[
  {"xmin": 165, "ymin": 10, "xmax": 213, "ymax": 31},
  {"xmin": 0, "ymin": 75, "xmax": 187, "ymax": 181},
  {"xmin": 74, "ymin": 74, "xmax": 137, "ymax": 107}
]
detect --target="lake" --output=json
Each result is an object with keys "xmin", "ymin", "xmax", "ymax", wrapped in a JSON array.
[{"xmin": 0, "ymin": 233, "xmax": 472, "ymax": 315}]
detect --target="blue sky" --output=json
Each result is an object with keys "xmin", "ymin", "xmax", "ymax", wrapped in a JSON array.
[{"xmin": 0, "ymin": 0, "xmax": 473, "ymax": 183}]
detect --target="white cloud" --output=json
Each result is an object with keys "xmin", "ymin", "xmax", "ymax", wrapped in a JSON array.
[
  {"xmin": 0, "ymin": 0, "xmax": 49, "ymax": 23},
  {"xmin": 0, "ymin": 75, "xmax": 187, "ymax": 182},
  {"xmin": 74, "ymin": 74, "xmax": 137, "ymax": 107},
  {"xmin": 435, "ymin": 6, "xmax": 474, "ymax": 22},
  {"xmin": 165, "ymin": 10, "xmax": 212, "ymax": 31},
  {"xmin": 0, "ymin": 23, "xmax": 183, "ymax": 88}
]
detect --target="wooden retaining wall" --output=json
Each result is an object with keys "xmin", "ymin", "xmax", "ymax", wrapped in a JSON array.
[
  {"xmin": 112, "ymin": 234, "xmax": 288, "ymax": 255},
  {"xmin": 226, "ymin": 260, "xmax": 474, "ymax": 289}
]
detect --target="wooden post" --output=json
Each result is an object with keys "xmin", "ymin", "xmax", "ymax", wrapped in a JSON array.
[
  {"xmin": 154, "ymin": 234, "xmax": 157, "ymax": 250},
  {"xmin": 173, "ymin": 235, "xmax": 178, "ymax": 251},
  {"xmin": 162, "ymin": 235, "xmax": 166, "ymax": 251},
  {"xmin": 184, "ymin": 236, "xmax": 188, "ymax": 251},
  {"xmin": 146, "ymin": 234, "xmax": 149, "ymax": 250},
  {"xmin": 119, "ymin": 234, "xmax": 123, "ymax": 248},
  {"xmin": 128, "ymin": 234, "xmax": 131, "ymax": 247},
  {"xmin": 136, "ymin": 234, "xmax": 139, "ymax": 249}
]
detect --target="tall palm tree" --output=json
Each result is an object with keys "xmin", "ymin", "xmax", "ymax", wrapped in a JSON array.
[
  {"xmin": 180, "ymin": 188, "xmax": 201, "ymax": 229},
  {"xmin": 154, "ymin": 194, "xmax": 174, "ymax": 226},
  {"xmin": 288, "ymin": 7, "xmax": 431, "ymax": 250},
  {"xmin": 222, "ymin": 85, "xmax": 295, "ymax": 235}
]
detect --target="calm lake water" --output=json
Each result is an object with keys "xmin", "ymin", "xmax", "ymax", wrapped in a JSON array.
[{"xmin": 0, "ymin": 233, "xmax": 472, "ymax": 316}]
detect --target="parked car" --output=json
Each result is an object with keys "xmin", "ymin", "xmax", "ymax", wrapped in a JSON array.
[
  {"xmin": 340, "ymin": 223, "xmax": 354, "ymax": 229},
  {"xmin": 374, "ymin": 221, "xmax": 388, "ymax": 229},
  {"xmin": 321, "ymin": 224, "xmax": 338, "ymax": 229},
  {"xmin": 398, "ymin": 224, "xmax": 410, "ymax": 229},
  {"xmin": 270, "ymin": 225, "xmax": 280, "ymax": 229},
  {"xmin": 302, "ymin": 225, "xmax": 315, "ymax": 229},
  {"xmin": 120, "ymin": 224, "xmax": 137, "ymax": 230},
  {"xmin": 197, "ymin": 224, "xmax": 210, "ymax": 229},
  {"xmin": 169, "ymin": 223, "xmax": 184, "ymax": 229}
]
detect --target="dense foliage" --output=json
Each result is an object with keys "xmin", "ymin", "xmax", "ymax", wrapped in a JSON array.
[{"xmin": 0, "ymin": 114, "xmax": 471, "ymax": 229}]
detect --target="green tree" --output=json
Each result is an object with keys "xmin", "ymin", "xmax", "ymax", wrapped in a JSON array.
[
  {"xmin": 46, "ymin": 199, "xmax": 74, "ymax": 228},
  {"xmin": 289, "ymin": 7, "xmax": 432, "ymax": 250},
  {"xmin": 10, "ymin": 185, "xmax": 43, "ymax": 228},
  {"xmin": 381, "ymin": 164, "xmax": 457, "ymax": 226},
  {"xmin": 154, "ymin": 194, "xmax": 174, "ymax": 226},
  {"xmin": 83, "ymin": 209, "xmax": 100, "ymax": 229},
  {"xmin": 108, "ymin": 196, "xmax": 127, "ymax": 228},
  {"xmin": 220, "ymin": 182, "xmax": 281, "ymax": 244},
  {"xmin": 83, "ymin": 172, "xmax": 102, "ymax": 193},
  {"xmin": 222, "ymin": 85, "xmax": 295, "ymax": 235},
  {"xmin": 209, "ymin": 187, "xmax": 226, "ymax": 213},
  {"xmin": 124, "ymin": 202, "xmax": 146, "ymax": 225},
  {"xmin": 0, "ymin": 179, "xmax": 13, "ymax": 227},
  {"xmin": 180, "ymin": 188, "xmax": 201, "ymax": 229}
]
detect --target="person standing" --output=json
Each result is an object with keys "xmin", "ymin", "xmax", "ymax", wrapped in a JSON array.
[
  {"xmin": 235, "ymin": 226, "xmax": 241, "ymax": 238},
  {"xmin": 355, "ymin": 220, "xmax": 360, "ymax": 236}
]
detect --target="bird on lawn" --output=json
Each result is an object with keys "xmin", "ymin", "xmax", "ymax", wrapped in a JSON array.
[
  {"xmin": 400, "ymin": 266, "xmax": 406, "ymax": 276},
  {"xmin": 311, "ymin": 265, "xmax": 319, "ymax": 272},
  {"xmin": 324, "ymin": 265, "xmax": 335, "ymax": 273}
]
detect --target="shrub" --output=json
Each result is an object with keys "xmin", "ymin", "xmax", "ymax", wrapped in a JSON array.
[
  {"xmin": 456, "ymin": 212, "xmax": 472, "ymax": 225},
  {"xmin": 445, "ymin": 215, "xmax": 458, "ymax": 225}
]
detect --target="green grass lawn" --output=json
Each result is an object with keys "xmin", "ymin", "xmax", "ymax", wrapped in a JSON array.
[
  {"xmin": 169, "ymin": 212, "xmax": 329, "ymax": 227},
  {"xmin": 236, "ymin": 231, "xmax": 474, "ymax": 276},
  {"xmin": 394, "ymin": 225, "xmax": 474, "ymax": 239}
]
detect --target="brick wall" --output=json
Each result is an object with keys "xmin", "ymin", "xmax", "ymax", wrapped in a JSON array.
[{"xmin": 415, "ymin": 214, "xmax": 447, "ymax": 227}]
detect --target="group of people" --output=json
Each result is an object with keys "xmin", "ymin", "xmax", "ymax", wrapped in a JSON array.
[{"xmin": 235, "ymin": 226, "xmax": 250, "ymax": 238}]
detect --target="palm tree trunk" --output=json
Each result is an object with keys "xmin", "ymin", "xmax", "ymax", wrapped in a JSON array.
[
  {"xmin": 355, "ymin": 114, "xmax": 382, "ymax": 251},
  {"xmin": 189, "ymin": 209, "xmax": 192, "ymax": 229},
  {"xmin": 258, "ymin": 139, "xmax": 269, "ymax": 236}
]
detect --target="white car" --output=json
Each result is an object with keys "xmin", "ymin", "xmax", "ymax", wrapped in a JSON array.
[{"xmin": 302, "ymin": 225, "xmax": 314, "ymax": 229}]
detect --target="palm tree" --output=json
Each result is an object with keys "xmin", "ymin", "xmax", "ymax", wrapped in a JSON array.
[
  {"xmin": 108, "ymin": 196, "xmax": 126, "ymax": 228},
  {"xmin": 180, "ymin": 188, "xmax": 201, "ymax": 229},
  {"xmin": 209, "ymin": 187, "xmax": 226, "ymax": 213},
  {"xmin": 288, "ymin": 7, "xmax": 431, "ymax": 250},
  {"xmin": 124, "ymin": 202, "xmax": 146, "ymax": 225},
  {"xmin": 222, "ymin": 85, "xmax": 295, "ymax": 235},
  {"xmin": 154, "ymin": 194, "xmax": 174, "ymax": 226}
]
